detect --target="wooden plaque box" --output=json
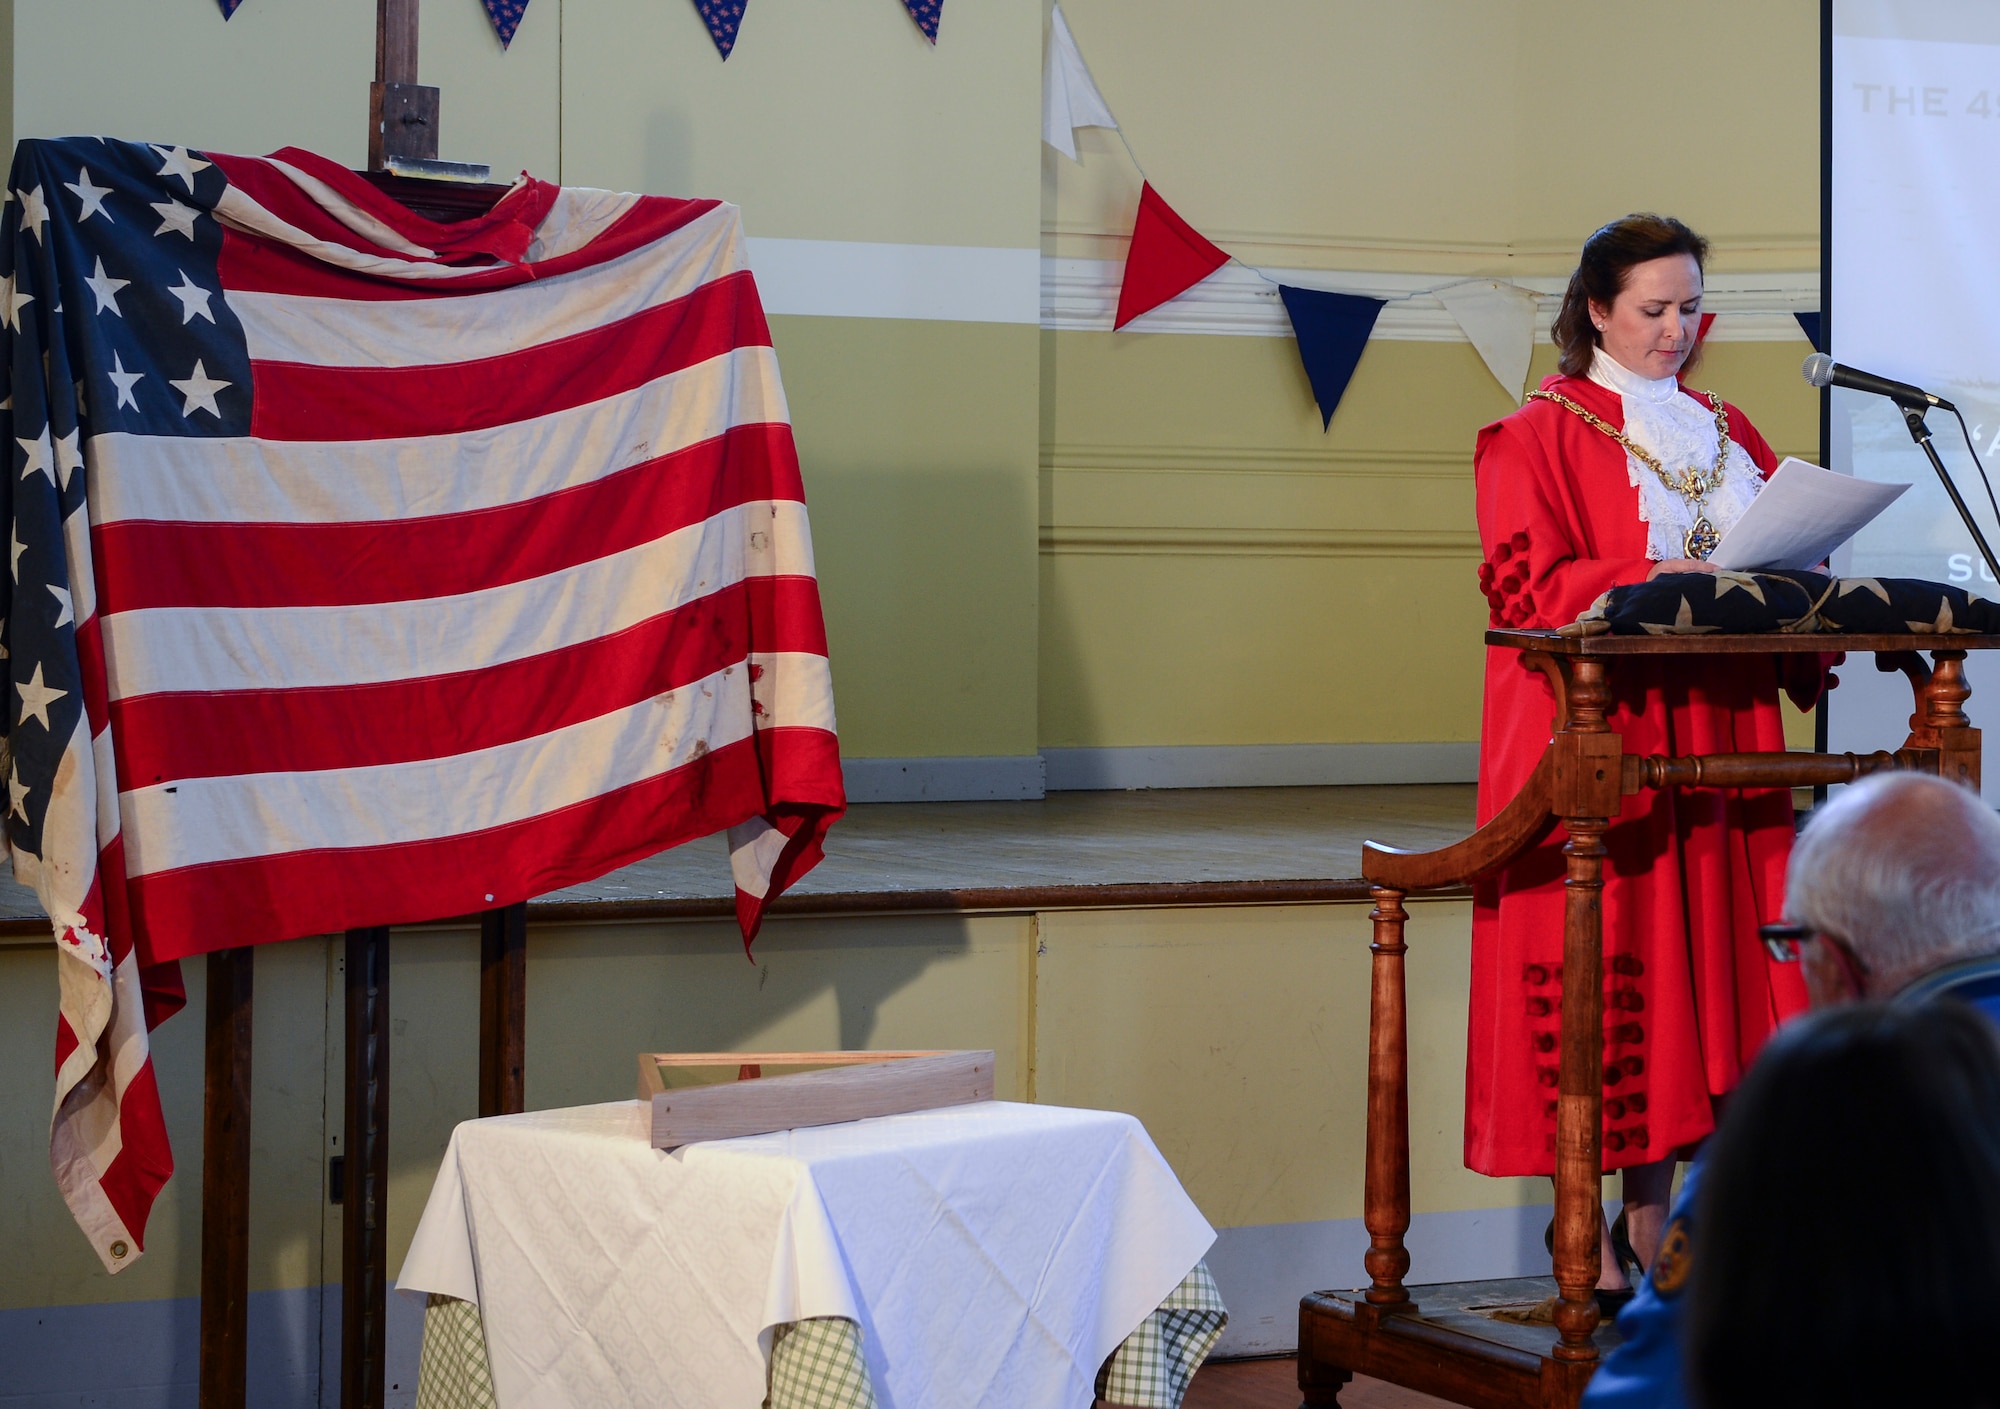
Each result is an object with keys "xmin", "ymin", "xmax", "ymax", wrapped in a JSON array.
[{"xmin": 636, "ymin": 1049, "xmax": 995, "ymax": 1149}]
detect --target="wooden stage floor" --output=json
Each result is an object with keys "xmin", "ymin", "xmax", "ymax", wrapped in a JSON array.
[{"xmin": 0, "ymin": 783, "xmax": 1480, "ymax": 926}]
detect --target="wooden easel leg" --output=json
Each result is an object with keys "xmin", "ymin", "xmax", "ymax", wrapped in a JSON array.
[
  {"xmin": 1363, "ymin": 887, "xmax": 1412, "ymax": 1308},
  {"xmin": 342, "ymin": 927, "xmax": 391, "ymax": 1409},
  {"xmin": 199, "ymin": 947, "xmax": 254, "ymax": 1409},
  {"xmin": 479, "ymin": 903, "xmax": 527, "ymax": 1118}
]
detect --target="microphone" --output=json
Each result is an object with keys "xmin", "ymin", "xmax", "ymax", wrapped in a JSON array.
[{"xmin": 1802, "ymin": 353, "xmax": 1956, "ymax": 412}]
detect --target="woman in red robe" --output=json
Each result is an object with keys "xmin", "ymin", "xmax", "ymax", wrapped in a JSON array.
[{"xmin": 1467, "ymin": 214, "xmax": 1813, "ymax": 1300}]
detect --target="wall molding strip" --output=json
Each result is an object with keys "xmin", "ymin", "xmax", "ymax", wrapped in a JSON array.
[
  {"xmin": 1042, "ymin": 742, "xmax": 1479, "ymax": 790},
  {"xmin": 747, "ymin": 237, "xmax": 1040, "ymax": 324},
  {"xmin": 1044, "ymin": 259, "xmax": 1821, "ymax": 339},
  {"xmin": 1040, "ymin": 526, "xmax": 1483, "ymax": 559}
]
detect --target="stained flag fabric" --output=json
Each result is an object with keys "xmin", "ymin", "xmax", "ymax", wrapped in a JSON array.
[
  {"xmin": 692, "ymin": 0, "xmax": 748, "ymax": 58},
  {"xmin": 1113, "ymin": 183, "xmax": 1230, "ymax": 331},
  {"xmin": 1277, "ymin": 286, "xmax": 1386, "ymax": 429},
  {"xmin": 5, "ymin": 136, "xmax": 844, "ymax": 1270},
  {"xmin": 483, "ymin": 0, "xmax": 531, "ymax": 47},
  {"xmin": 1043, "ymin": 3, "xmax": 1119, "ymax": 161}
]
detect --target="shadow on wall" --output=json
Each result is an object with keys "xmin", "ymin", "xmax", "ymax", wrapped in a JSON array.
[{"xmin": 522, "ymin": 916, "xmax": 986, "ymax": 1110}]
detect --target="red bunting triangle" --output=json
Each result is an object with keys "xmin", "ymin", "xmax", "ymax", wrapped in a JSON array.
[{"xmin": 1113, "ymin": 182, "xmax": 1230, "ymax": 330}]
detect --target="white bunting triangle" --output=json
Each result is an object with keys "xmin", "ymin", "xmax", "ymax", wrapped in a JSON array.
[
  {"xmin": 1435, "ymin": 280, "xmax": 1542, "ymax": 403},
  {"xmin": 1044, "ymin": 3, "xmax": 1120, "ymax": 162}
]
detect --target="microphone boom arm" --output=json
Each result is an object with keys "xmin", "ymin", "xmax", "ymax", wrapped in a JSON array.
[{"xmin": 1902, "ymin": 405, "xmax": 2000, "ymax": 586}]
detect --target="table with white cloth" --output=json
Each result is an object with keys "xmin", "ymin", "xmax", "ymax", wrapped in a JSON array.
[{"xmin": 398, "ymin": 1099, "xmax": 1226, "ymax": 1409}]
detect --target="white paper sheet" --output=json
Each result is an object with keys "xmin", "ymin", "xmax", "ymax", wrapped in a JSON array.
[{"xmin": 1707, "ymin": 457, "xmax": 1910, "ymax": 572}]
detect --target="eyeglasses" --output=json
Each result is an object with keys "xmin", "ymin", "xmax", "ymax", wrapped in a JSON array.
[{"xmin": 1758, "ymin": 922, "xmax": 1871, "ymax": 993}]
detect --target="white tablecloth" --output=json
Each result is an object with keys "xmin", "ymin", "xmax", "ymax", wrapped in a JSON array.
[{"xmin": 398, "ymin": 1100, "xmax": 1216, "ymax": 1409}]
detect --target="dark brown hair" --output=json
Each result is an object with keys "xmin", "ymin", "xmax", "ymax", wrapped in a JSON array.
[
  {"xmin": 1552, "ymin": 214, "xmax": 1710, "ymax": 378},
  {"xmin": 1686, "ymin": 1001, "xmax": 2000, "ymax": 1409}
]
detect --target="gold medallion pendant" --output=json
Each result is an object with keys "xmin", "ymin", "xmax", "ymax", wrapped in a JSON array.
[{"xmin": 1683, "ymin": 516, "xmax": 1720, "ymax": 561}]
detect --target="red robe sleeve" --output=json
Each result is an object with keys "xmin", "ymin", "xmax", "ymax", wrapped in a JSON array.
[{"xmin": 1473, "ymin": 415, "xmax": 1654, "ymax": 630}]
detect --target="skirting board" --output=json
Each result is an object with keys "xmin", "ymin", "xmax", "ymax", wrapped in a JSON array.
[
  {"xmin": 1043, "ymin": 742, "xmax": 1479, "ymax": 792},
  {"xmin": 1204, "ymin": 1201, "xmax": 1613, "ymax": 1358},
  {"xmin": 0, "ymin": 1281, "xmax": 425, "ymax": 1409},
  {"xmin": 841, "ymin": 744, "xmax": 1479, "ymax": 802},
  {"xmin": 841, "ymin": 754, "xmax": 1048, "ymax": 803}
]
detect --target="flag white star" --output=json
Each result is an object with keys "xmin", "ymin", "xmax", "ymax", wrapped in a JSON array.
[
  {"xmin": 83, "ymin": 257, "xmax": 129, "ymax": 316},
  {"xmin": 149, "ymin": 144, "xmax": 212, "ymax": 194},
  {"xmin": 169, "ymin": 360, "xmax": 230, "ymax": 418},
  {"xmin": 15, "ymin": 663, "xmax": 67, "ymax": 730},
  {"xmin": 53, "ymin": 430, "xmax": 81, "ymax": 490},
  {"xmin": 0, "ymin": 272, "xmax": 32, "ymax": 332},
  {"xmin": 8, "ymin": 762, "xmax": 30, "ymax": 823},
  {"xmin": 151, "ymin": 198, "xmax": 198, "ymax": 240},
  {"xmin": 166, "ymin": 270, "xmax": 214, "ymax": 325},
  {"xmin": 107, "ymin": 352, "xmax": 143, "ymax": 411},
  {"xmin": 15, "ymin": 186, "xmax": 48, "ymax": 242},
  {"xmin": 17, "ymin": 430, "xmax": 53, "ymax": 487},
  {"xmin": 9, "ymin": 526, "xmax": 23, "ymax": 582},
  {"xmin": 62, "ymin": 167, "xmax": 114, "ymax": 224},
  {"xmin": 48, "ymin": 584, "xmax": 72, "ymax": 628}
]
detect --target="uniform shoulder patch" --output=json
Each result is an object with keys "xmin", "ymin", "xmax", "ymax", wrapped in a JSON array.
[{"xmin": 1649, "ymin": 1217, "xmax": 1693, "ymax": 1298}]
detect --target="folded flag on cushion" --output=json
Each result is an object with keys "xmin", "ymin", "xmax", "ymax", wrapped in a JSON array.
[
  {"xmin": 5, "ymin": 137, "xmax": 844, "ymax": 1270},
  {"xmin": 1563, "ymin": 570, "xmax": 2000, "ymax": 637}
]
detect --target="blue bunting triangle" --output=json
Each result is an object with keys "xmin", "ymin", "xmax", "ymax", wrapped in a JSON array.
[
  {"xmin": 483, "ymin": 0, "xmax": 529, "ymax": 46},
  {"xmin": 903, "ymin": 0, "xmax": 942, "ymax": 42},
  {"xmin": 1796, "ymin": 310, "xmax": 1824, "ymax": 353},
  {"xmin": 692, "ymin": 0, "xmax": 748, "ymax": 58},
  {"xmin": 216, "ymin": 0, "xmax": 243, "ymax": 16},
  {"xmin": 1279, "ymin": 286, "xmax": 1386, "ymax": 430}
]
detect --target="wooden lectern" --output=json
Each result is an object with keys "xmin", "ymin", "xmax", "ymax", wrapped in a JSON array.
[{"xmin": 1298, "ymin": 629, "xmax": 2000, "ymax": 1409}]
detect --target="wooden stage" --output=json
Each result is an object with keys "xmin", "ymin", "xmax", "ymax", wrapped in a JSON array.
[{"xmin": 0, "ymin": 782, "xmax": 1481, "ymax": 934}]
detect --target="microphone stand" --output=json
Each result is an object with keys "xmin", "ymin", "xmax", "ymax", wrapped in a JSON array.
[{"xmin": 1902, "ymin": 404, "xmax": 2000, "ymax": 585}]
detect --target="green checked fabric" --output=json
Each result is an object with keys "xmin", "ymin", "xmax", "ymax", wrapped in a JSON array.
[
  {"xmin": 1094, "ymin": 1261, "xmax": 1228, "ymax": 1409},
  {"xmin": 417, "ymin": 1260, "xmax": 1223, "ymax": 1409},
  {"xmin": 415, "ymin": 1294, "xmax": 498, "ymax": 1409},
  {"xmin": 763, "ymin": 1317, "xmax": 878, "ymax": 1409}
]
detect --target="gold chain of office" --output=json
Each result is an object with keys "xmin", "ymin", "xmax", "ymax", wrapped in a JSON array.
[{"xmin": 1526, "ymin": 388, "xmax": 1733, "ymax": 560}]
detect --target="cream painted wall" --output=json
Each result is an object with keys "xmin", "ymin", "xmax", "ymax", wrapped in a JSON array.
[{"xmin": 1050, "ymin": 0, "xmax": 1818, "ymax": 272}]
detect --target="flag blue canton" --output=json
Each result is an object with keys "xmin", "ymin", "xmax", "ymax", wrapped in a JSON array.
[{"xmin": 4, "ymin": 136, "xmax": 249, "ymax": 860}]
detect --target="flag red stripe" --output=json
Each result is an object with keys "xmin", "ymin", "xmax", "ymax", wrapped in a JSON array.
[
  {"xmin": 129, "ymin": 727, "xmax": 845, "ymax": 961},
  {"xmin": 95, "ymin": 424, "xmax": 802, "ymax": 612},
  {"xmin": 54, "ymin": 1014, "xmax": 78, "ymax": 1073},
  {"xmin": 109, "ymin": 576, "xmax": 829, "ymax": 783},
  {"xmin": 247, "ymin": 272, "xmax": 768, "ymax": 441},
  {"xmin": 90, "ymin": 1060, "xmax": 174, "ymax": 1248},
  {"xmin": 214, "ymin": 168, "xmax": 721, "ymax": 300}
]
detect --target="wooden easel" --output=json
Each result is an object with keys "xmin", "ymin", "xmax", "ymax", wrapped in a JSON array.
[
  {"xmin": 1298, "ymin": 630, "xmax": 1997, "ymax": 1408},
  {"xmin": 196, "ymin": 4, "xmax": 522, "ymax": 1406}
]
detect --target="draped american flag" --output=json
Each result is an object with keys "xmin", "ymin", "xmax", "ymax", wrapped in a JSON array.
[{"xmin": 4, "ymin": 137, "xmax": 844, "ymax": 1269}]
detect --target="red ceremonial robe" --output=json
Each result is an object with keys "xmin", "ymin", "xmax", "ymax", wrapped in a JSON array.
[{"xmin": 1466, "ymin": 372, "xmax": 1812, "ymax": 1178}]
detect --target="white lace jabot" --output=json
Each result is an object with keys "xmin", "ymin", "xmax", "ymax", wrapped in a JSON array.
[{"xmin": 1586, "ymin": 346, "xmax": 1762, "ymax": 560}]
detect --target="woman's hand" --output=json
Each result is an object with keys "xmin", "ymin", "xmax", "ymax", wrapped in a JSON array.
[{"xmin": 1648, "ymin": 558, "xmax": 1719, "ymax": 580}]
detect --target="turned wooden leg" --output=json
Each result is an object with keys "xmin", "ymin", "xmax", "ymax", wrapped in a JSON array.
[
  {"xmin": 1363, "ymin": 887, "xmax": 1413, "ymax": 1308},
  {"xmin": 342, "ymin": 927, "xmax": 391, "ymax": 1409},
  {"xmin": 1924, "ymin": 650, "xmax": 1982, "ymax": 792},
  {"xmin": 1548, "ymin": 656, "xmax": 1619, "ymax": 1364},
  {"xmin": 1552, "ymin": 815, "xmax": 1607, "ymax": 1361}
]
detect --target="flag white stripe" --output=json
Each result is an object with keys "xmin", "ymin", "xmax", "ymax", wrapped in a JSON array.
[
  {"xmin": 88, "ymin": 347, "xmax": 788, "ymax": 526},
  {"xmin": 214, "ymin": 186, "xmax": 498, "ymax": 282},
  {"xmin": 227, "ymin": 204, "xmax": 743, "ymax": 368},
  {"xmin": 119, "ymin": 653, "xmax": 834, "ymax": 876},
  {"xmin": 266, "ymin": 159, "xmax": 446, "ymax": 260},
  {"xmin": 100, "ymin": 500, "xmax": 816, "ymax": 698},
  {"xmin": 524, "ymin": 188, "xmax": 644, "ymax": 262}
]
